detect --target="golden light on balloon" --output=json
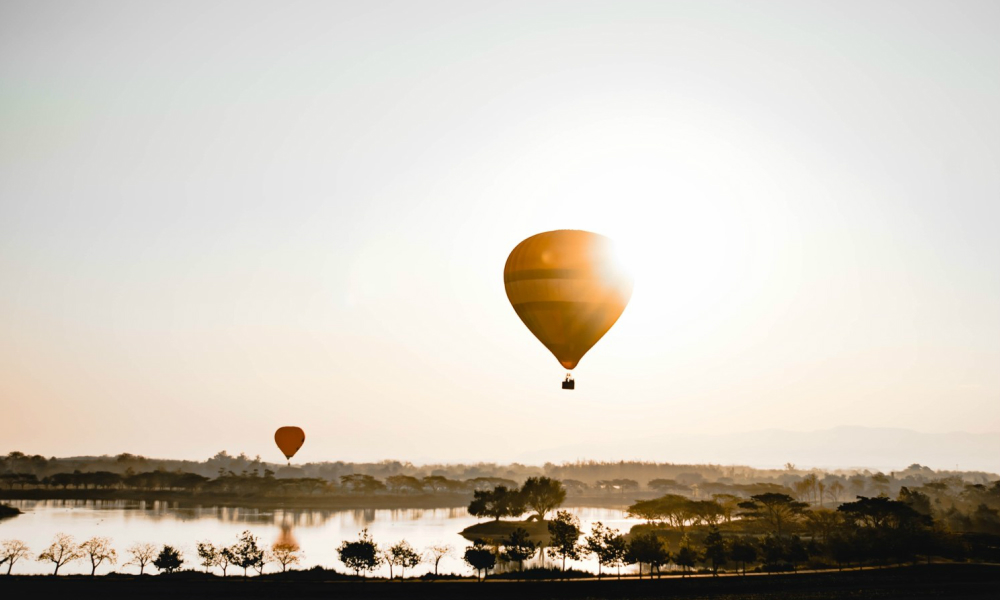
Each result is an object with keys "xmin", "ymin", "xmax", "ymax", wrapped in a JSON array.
[
  {"xmin": 274, "ymin": 426, "xmax": 305, "ymax": 464},
  {"xmin": 504, "ymin": 230, "xmax": 633, "ymax": 389}
]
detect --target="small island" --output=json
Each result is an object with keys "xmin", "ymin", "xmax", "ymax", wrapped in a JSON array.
[
  {"xmin": 459, "ymin": 477, "xmax": 566, "ymax": 545},
  {"xmin": 0, "ymin": 502, "xmax": 22, "ymax": 519}
]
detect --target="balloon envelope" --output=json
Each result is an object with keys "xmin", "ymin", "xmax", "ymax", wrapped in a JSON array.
[
  {"xmin": 274, "ymin": 426, "xmax": 306, "ymax": 460},
  {"xmin": 504, "ymin": 230, "xmax": 632, "ymax": 370}
]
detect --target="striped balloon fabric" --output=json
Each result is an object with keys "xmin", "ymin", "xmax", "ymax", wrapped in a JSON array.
[{"xmin": 504, "ymin": 230, "xmax": 633, "ymax": 373}]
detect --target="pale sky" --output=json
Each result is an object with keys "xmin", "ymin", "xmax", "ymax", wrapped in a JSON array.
[{"xmin": 2, "ymin": 1, "xmax": 998, "ymax": 467}]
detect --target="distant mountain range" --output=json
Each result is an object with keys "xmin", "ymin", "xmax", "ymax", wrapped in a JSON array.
[{"xmin": 517, "ymin": 426, "xmax": 1000, "ymax": 474}]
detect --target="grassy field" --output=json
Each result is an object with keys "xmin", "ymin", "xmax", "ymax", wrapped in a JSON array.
[{"xmin": 2, "ymin": 563, "xmax": 997, "ymax": 599}]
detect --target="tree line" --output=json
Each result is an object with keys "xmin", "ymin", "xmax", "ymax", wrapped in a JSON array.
[
  {"xmin": 4, "ymin": 451, "xmax": 992, "ymax": 496},
  {"xmin": 6, "ymin": 466, "xmax": 991, "ymax": 506}
]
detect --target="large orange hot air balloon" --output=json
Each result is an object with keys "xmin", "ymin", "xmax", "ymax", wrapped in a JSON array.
[
  {"xmin": 274, "ymin": 426, "xmax": 305, "ymax": 463},
  {"xmin": 504, "ymin": 230, "xmax": 633, "ymax": 389}
]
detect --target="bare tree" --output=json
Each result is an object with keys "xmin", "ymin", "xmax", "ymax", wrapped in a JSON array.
[
  {"xmin": 37, "ymin": 533, "xmax": 83, "ymax": 575},
  {"xmin": 271, "ymin": 542, "xmax": 302, "ymax": 572},
  {"xmin": 1, "ymin": 540, "xmax": 31, "ymax": 575},
  {"xmin": 827, "ymin": 480, "xmax": 845, "ymax": 504},
  {"xmin": 217, "ymin": 546, "xmax": 234, "ymax": 576},
  {"xmin": 387, "ymin": 540, "xmax": 421, "ymax": 579},
  {"xmin": 196, "ymin": 541, "xmax": 218, "ymax": 573},
  {"xmin": 803, "ymin": 473, "xmax": 819, "ymax": 504},
  {"xmin": 80, "ymin": 537, "xmax": 117, "ymax": 576},
  {"xmin": 252, "ymin": 549, "xmax": 272, "ymax": 575},
  {"xmin": 424, "ymin": 544, "xmax": 452, "ymax": 577},
  {"xmin": 125, "ymin": 542, "xmax": 157, "ymax": 575}
]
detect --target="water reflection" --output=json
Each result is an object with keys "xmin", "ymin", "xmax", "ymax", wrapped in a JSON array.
[{"xmin": 0, "ymin": 500, "xmax": 642, "ymax": 577}]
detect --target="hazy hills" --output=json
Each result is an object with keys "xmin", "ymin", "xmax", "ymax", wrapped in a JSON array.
[{"xmin": 518, "ymin": 426, "xmax": 1000, "ymax": 474}]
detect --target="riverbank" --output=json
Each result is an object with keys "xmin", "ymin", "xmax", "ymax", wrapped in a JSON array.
[
  {"xmin": 1, "ymin": 563, "xmax": 996, "ymax": 599},
  {"xmin": 0, "ymin": 489, "xmax": 632, "ymax": 511}
]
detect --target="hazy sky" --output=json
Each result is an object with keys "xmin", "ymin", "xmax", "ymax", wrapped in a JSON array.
[{"xmin": 2, "ymin": 1, "xmax": 998, "ymax": 467}]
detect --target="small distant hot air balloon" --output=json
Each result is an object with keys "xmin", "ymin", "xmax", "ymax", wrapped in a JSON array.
[
  {"xmin": 504, "ymin": 230, "xmax": 633, "ymax": 389},
  {"xmin": 274, "ymin": 426, "xmax": 305, "ymax": 464}
]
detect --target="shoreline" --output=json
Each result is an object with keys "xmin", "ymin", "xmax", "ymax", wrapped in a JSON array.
[{"xmin": 0, "ymin": 490, "xmax": 633, "ymax": 511}]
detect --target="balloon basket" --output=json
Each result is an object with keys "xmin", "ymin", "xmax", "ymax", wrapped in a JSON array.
[{"xmin": 562, "ymin": 374, "xmax": 575, "ymax": 390}]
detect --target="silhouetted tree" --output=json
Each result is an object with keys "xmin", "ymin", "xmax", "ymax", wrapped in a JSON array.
[
  {"xmin": 759, "ymin": 534, "xmax": 787, "ymax": 572},
  {"xmin": 870, "ymin": 473, "xmax": 891, "ymax": 496},
  {"xmin": 218, "ymin": 546, "xmax": 235, "ymax": 576},
  {"xmin": 712, "ymin": 494, "xmax": 741, "ymax": 523},
  {"xmin": 628, "ymin": 495, "xmax": 699, "ymax": 532},
  {"xmin": 625, "ymin": 532, "xmax": 670, "ymax": 579},
  {"xmin": 648, "ymin": 478, "xmax": 681, "ymax": 493},
  {"xmin": 738, "ymin": 493, "xmax": 808, "ymax": 536},
  {"xmin": 674, "ymin": 543, "xmax": 698, "ymax": 577},
  {"xmin": 703, "ymin": 527, "xmax": 727, "ymax": 576},
  {"xmin": 252, "ymin": 549, "xmax": 271, "ymax": 575},
  {"xmin": 804, "ymin": 508, "xmax": 843, "ymax": 544},
  {"xmin": 80, "ymin": 537, "xmax": 117, "ymax": 576},
  {"xmin": 386, "ymin": 540, "xmax": 420, "ymax": 578},
  {"xmin": 463, "ymin": 539, "xmax": 495, "ymax": 581},
  {"xmin": 424, "ymin": 544, "xmax": 452, "ymax": 577},
  {"xmin": 385, "ymin": 475, "xmax": 423, "ymax": 494},
  {"xmin": 520, "ymin": 477, "xmax": 566, "ymax": 520},
  {"xmin": 1, "ymin": 540, "xmax": 30, "ymax": 575},
  {"xmin": 271, "ymin": 542, "xmax": 302, "ymax": 572},
  {"xmin": 729, "ymin": 537, "xmax": 757, "ymax": 575},
  {"xmin": 338, "ymin": 529, "xmax": 381, "ymax": 577},
  {"xmin": 785, "ymin": 535, "xmax": 808, "ymax": 572},
  {"xmin": 500, "ymin": 528, "xmax": 536, "ymax": 575},
  {"xmin": 468, "ymin": 486, "xmax": 526, "ymax": 521},
  {"xmin": 546, "ymin": 510, "xmax": 583, "ymax": 573},
  {"xmin": 898, "ymin": 487, "xmax": 933, "ymax": 516},
  {"xmin": 691, "ymin": 500, "xmax": 725, "ymax": 526},
  {"xmin": 340, "ymin": 474, "xmax": 386, "ymax": 494},
  {"xmin": 826, "ymin": 480, "xmax": 846, "ymax": 504},
  {"xmin": 196, "ymin": 541, "xmax": 218, "ymax": 573},
  {"xmin": 152, "ymin": 545, "xmax": 183, "ymax": 573},
  {"xmin": 231, "ymin": 530, "xmax": 264, "ymax": 577},
  {"xmin": 37, "ymin": 533, "xmax": 82, "ymax": 575},
  {"xmin": 125, "ymin": 542, "xmax": 156, "ymax": 575},
  {"xmin": 585, "ymin": 521, "xmax": 627, "ymax": 578}
]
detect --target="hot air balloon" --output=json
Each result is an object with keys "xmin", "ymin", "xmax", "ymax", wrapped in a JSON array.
[
  {"xmin": 504, "ymin": 230, "xmax": 633, "ymax": 389},
  {"xmin": 274, "ymin": 426, "xmax": 305, "ymax": 464}
]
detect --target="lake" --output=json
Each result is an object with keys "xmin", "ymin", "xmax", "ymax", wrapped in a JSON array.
[{"xmin": 0, "ymin": 500, "xmax": 643, "ymax": 576}]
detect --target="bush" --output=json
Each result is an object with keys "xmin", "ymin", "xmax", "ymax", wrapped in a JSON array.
[
  {"xmin": 416, "ymin": 572, "xmax": 467, "ymax": 580},
  {"xmin": 488, "ymin": 567, "xmax": 590, "ymax": 580}
]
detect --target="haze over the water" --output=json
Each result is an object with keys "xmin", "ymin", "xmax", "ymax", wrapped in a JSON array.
[{"xmin": 1, "ymin": 1, "xmax": 997, "ymax": 467}]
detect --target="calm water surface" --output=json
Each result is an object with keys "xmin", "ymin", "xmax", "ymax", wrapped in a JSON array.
[{"xmin": 1, "ymin": 501, "xmax": 642, "ymax": 576}]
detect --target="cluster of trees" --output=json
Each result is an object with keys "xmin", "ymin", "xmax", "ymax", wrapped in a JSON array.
[
  {"xmin": 620, "ymin": 482, "xmax": 1000, "ymax": 573},
  {"xmin": 0, "ymin": 531, "xmax": 302, "ymax": 577},
  {"xmin": 335, "ymin": 530, "xmax": 445, "ymax": 578},
  {"xmin": 467, "ymin": 477, "xmax": 567, "ymax": 520},
  {"xmin": 459, "ymin": 511, "xmax": 740, "ymax": 580},
  {"xmin": 0, "ymin": 530, "xmax": 456, "ymax": 579},
  {"xmin": 195, "ymin": 531, "xmax": 303, "ymax": 576},
  {"xmin": 0, "ymin": 534, "xmax": 184, "ymax": 576}
]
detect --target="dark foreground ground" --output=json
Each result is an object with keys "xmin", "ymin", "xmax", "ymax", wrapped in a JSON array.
[{"xmin": 3, "ymin": 564, "xmax": 998, "ymax": 600}]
